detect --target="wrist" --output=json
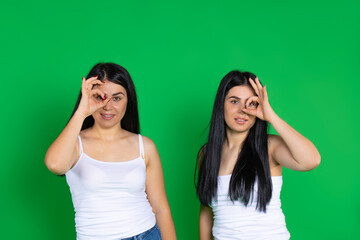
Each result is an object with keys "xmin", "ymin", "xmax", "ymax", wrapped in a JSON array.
[
  {"xmin": 73, "ymin": 110, "xmax": 88, "ymax": 121},
  {"xmin": 267, "ymin": 110, "xmax": 280, "ymax": 124}
]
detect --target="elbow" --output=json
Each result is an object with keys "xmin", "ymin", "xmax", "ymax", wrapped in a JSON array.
[
  {"xmin": 313, "ymin": 152, "xmax": 321, "ymax": 169},
  {"xmin": 310, "ymin": 145, "xmax": 321, "ymax": 170},
  {"xmin": 44, "ymin": 155, "xmax": 67, "ymax": 175},
  {"xmin": 302, "ymin": 152, "xmax": 321, "ymax": 171},
  {"xmin": 153, "ymin": 206, "xmax": 171, "ymax": 218}
]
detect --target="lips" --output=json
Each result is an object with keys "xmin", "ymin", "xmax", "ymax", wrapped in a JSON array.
[
  {"xmin": 100, "ymin": 113, "xmax": 115, "ymax": 120},
  {"xmin": 235, "ymin": 118, "xmax": 248, "ymax": 124}
]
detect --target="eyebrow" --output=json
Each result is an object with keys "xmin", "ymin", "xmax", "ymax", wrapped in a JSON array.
[
  {"xmin": 227, "ymin": 96, "xmax": 253, "ymax": 101},
  {"xmin": 112, "ymin": 92, "xmax": 125, "ymax": 96},
  {"xmin": 228, "ymin": 96, "xmax": 240, "ymax": 99},
  {"xmin": 228, "ymin": 96, "xmax": 246, "ymax": 100}
]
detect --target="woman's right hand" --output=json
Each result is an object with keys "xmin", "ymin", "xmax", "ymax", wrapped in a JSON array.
[{"xmin": 77, "ymin": 76, "xmax": 110, "ymax": 118}]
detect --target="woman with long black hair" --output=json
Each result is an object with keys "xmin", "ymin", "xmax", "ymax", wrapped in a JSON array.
[
  {"xmin": 45, "ymin": 63, "xmax": 176, "ymax": 240},
  {"xmin": 196, "ymin": 70, "xmax": 320, "ymax": 239}
]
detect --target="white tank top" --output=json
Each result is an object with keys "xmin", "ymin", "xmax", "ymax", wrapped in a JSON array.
[
  {"xmin": 65, "ymin": 134, "xmax": 156, "ymax": 240},
  {"xmin": 211, "ymin": 175, "xmax": 290, "ymax": 240}
]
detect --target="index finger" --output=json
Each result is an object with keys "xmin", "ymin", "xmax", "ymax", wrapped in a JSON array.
[
  {"xmin": 255, "ymin": 77, "xmax": 263, "ymax": 91},
  {"xmin": 86, "ymin": 79, "xmax": 105, "ymax": 89},
  {"xmin": 249, "ymin": 78, "xmax": 260, "ymax": 96}
]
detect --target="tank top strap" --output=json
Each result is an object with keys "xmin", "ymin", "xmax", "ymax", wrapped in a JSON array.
[
  {"xmin": 78, "ymin": 135, "xmax": 84, "ymax": 155},
  {"xmin": 138, "ymin": 134, "xmax": 145, "ymax": 159}
]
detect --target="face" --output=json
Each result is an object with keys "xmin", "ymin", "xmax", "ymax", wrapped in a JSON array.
[
  {"xmin": 224, "ymin": 85, "xmax": 257, "ymax": 133},
  {"xmin": 92, "ymin": 80, "xmax": 128, "ymax": 129}
]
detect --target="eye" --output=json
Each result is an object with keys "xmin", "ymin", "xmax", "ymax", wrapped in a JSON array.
[
  {"xmin": 94, "ymin": 95, "xmax": 103, "ymax": 101},
  {"xmin": 230, "ymin": 99, "xmax": 239, "ymax": 104},
  {"xmin": 113, "ymin": 96, "xmax": 121, "ymax": 102},
  {"xmin": 247, "ymin": 101, "xmax": 258, "ymax": 109}
]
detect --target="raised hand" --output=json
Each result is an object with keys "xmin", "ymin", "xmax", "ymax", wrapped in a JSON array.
[
  {"xmin": 243, "ymin": 77, "xmax": 276, "ymax": 123},
  {"xmin": 77, "ymin": 76, "xmax": 110, "ymax": 118}
]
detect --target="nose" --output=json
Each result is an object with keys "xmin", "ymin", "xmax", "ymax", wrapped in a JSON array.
[
  {"xmin": 238, "ymin": 101, "xmax": 246, "ymax": 113},
  {"xmin": 103, "ymin": 98, "xmax": 112, "ymax": 110}
]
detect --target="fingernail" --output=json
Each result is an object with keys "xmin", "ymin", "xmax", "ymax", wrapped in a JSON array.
[
  {"xmin": 82, "ymin": 76, "xmax": 85, "ymax": 80},
  {"xmin": 101, "ymin": 80, "xmax": 105, "ymax": 83},
  {"xmin": 94, "ymin": 75, "xmax": 98, "ymax": 78}
]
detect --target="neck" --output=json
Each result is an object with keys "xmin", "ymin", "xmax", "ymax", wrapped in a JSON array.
[
  {"xmin": 90, "ymin": 123, "xmax": 126, "ymax": 140},
  {"xmin": 225, "ymin": 127, "xmax": 249, "ymax": 149}
]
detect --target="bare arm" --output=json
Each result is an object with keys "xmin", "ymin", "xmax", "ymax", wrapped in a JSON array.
[
  {"xmin": 268, "ymin": 115, "xmax": 321, "ymax": 171},
  {"xmin": 144, "ymin": 137, "xmax": 176, "ymax": 239},
  {"xmin": 244, "ymin": 77, "xmax": 321, "ymax": 171},
  {"xmin": 199, "ymin": 205, "xmax": 214, "ymax": 240},
  {"xmin": 197, "ymin": 147, "xmax": 214, "ymax": 239},
  {"xmin": 44, "ymin": 111, "xmax": 85, "ymax": 175},
  {"xmin": 44, "ymin": 76, "xmax": 108, "ymax": 175}
]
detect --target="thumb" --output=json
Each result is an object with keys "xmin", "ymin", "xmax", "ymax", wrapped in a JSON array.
[
  {"xmin": 243, "ymin": 107, "xmax": 257, "ymax": 116},
  {"xmin": 97, "ymin": 97, "xmax": 111, "ymax": 108}
]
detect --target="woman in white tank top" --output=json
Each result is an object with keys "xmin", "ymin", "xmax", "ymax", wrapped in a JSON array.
[
  {"xmin": 45, "ymin": 63, "xmax": 176, "ymax": 240},
  {"xmin": 196, "ymin": 70, "xmax": 321, "ymax": 240}
]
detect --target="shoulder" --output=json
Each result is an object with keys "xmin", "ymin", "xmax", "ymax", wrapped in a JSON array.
[
  {"xmin": 126, "ymin": 131, "xmax": 140, "ymax": 143},
  {"xmin": 197, "ymin": 144, "xmax": 207, "ymax": 166},
  {"xmin": 267, "ymin": 134, "xmax": 285, "ymax": 170},
  {"xmin": 140, "ymin": 135, "xmax": 157, "ymax": 151},
  {"xmin": 140, "ymin": 135, "xmax": 159, "ymax": 161},
  {"xmin": 198, "ymin": 144, "xmax": 206, "ymax": 155},
  {"xmin": 268, "ymin": 134, "xmax": 283, "ymax": 152},
  {"xmin": 79, "ymin": 128, "xmax": 91, "ymax": 139},
  {"xmin": 267, "ymin": 134, "xmax": 284, "ymax": 164},
  {"xmin": 77, "ymin": 129, "xmax": 92, "ymax": 152},
  {"xmin": 140, "ymin": 135, "xmax": 160, "ymax": 166}
]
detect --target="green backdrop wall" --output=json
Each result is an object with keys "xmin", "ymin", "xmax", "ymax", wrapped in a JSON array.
[{"xmin": 1, "ymin": 0, "xmax": 359, "ymax": 239}]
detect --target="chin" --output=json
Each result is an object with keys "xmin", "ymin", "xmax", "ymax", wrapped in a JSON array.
[
  {"xmin": 100, "ymin": 122, "xmax": 120, "ymax": 129},
  {"xmin": 228, "ymin": 123, "xmax": 253, "ymax": 133},
  {"xmin": 93, "ymin": 118, "xmax": 120, "ymax": 129}
]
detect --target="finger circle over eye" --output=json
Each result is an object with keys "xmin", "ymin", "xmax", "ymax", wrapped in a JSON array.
[
  {"xmin": 91, "ymin": 89, "xmax": 105, "ymax": 98},
  {"xmin": 245, "ymin": 96, "xmax": 259, "ymax": 109},
  {"xmin": 87, "ymin": 79, "xmax": 104, "ymax": 86}
]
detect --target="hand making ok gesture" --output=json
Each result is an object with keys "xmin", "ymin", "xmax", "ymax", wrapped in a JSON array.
[
  {"xmin": 77, "ymin": 76, "xmax": 110, "ymax": 118},
  {"xmin": 243, "ymin": 77, "xmax": 276, "ymax": 123}
]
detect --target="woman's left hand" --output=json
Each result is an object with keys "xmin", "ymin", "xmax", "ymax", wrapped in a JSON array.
[{"xmin": 243, "ymin": 77, "xmax": 276, "ymax": 123}]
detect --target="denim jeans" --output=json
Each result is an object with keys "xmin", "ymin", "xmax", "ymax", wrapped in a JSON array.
[{"xmin": 121, "ymin": 224, "xmax": 161, "ymax": 240}]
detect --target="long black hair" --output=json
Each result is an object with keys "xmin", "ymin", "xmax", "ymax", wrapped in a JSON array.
[
  {"xmin": 196, "ymin": 70, "xmax": 272, "ymax": 212},
  {"xmin": 70, "ymin": 63, "xmax": 140, "ymax": 134}
]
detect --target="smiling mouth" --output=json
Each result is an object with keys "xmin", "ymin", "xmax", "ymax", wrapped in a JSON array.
[
  {"xmin": 100, "ymin": 113, "xmax": 115, "ymax": 120},
  {"xmin": 235, "ymin": 118, "xmax": 248, "ymax": 124}
]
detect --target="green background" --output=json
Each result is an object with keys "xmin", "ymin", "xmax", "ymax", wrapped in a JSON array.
[{"xmin": 1, "ymin": 0, "xmax": 359, "ymax": 239}]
